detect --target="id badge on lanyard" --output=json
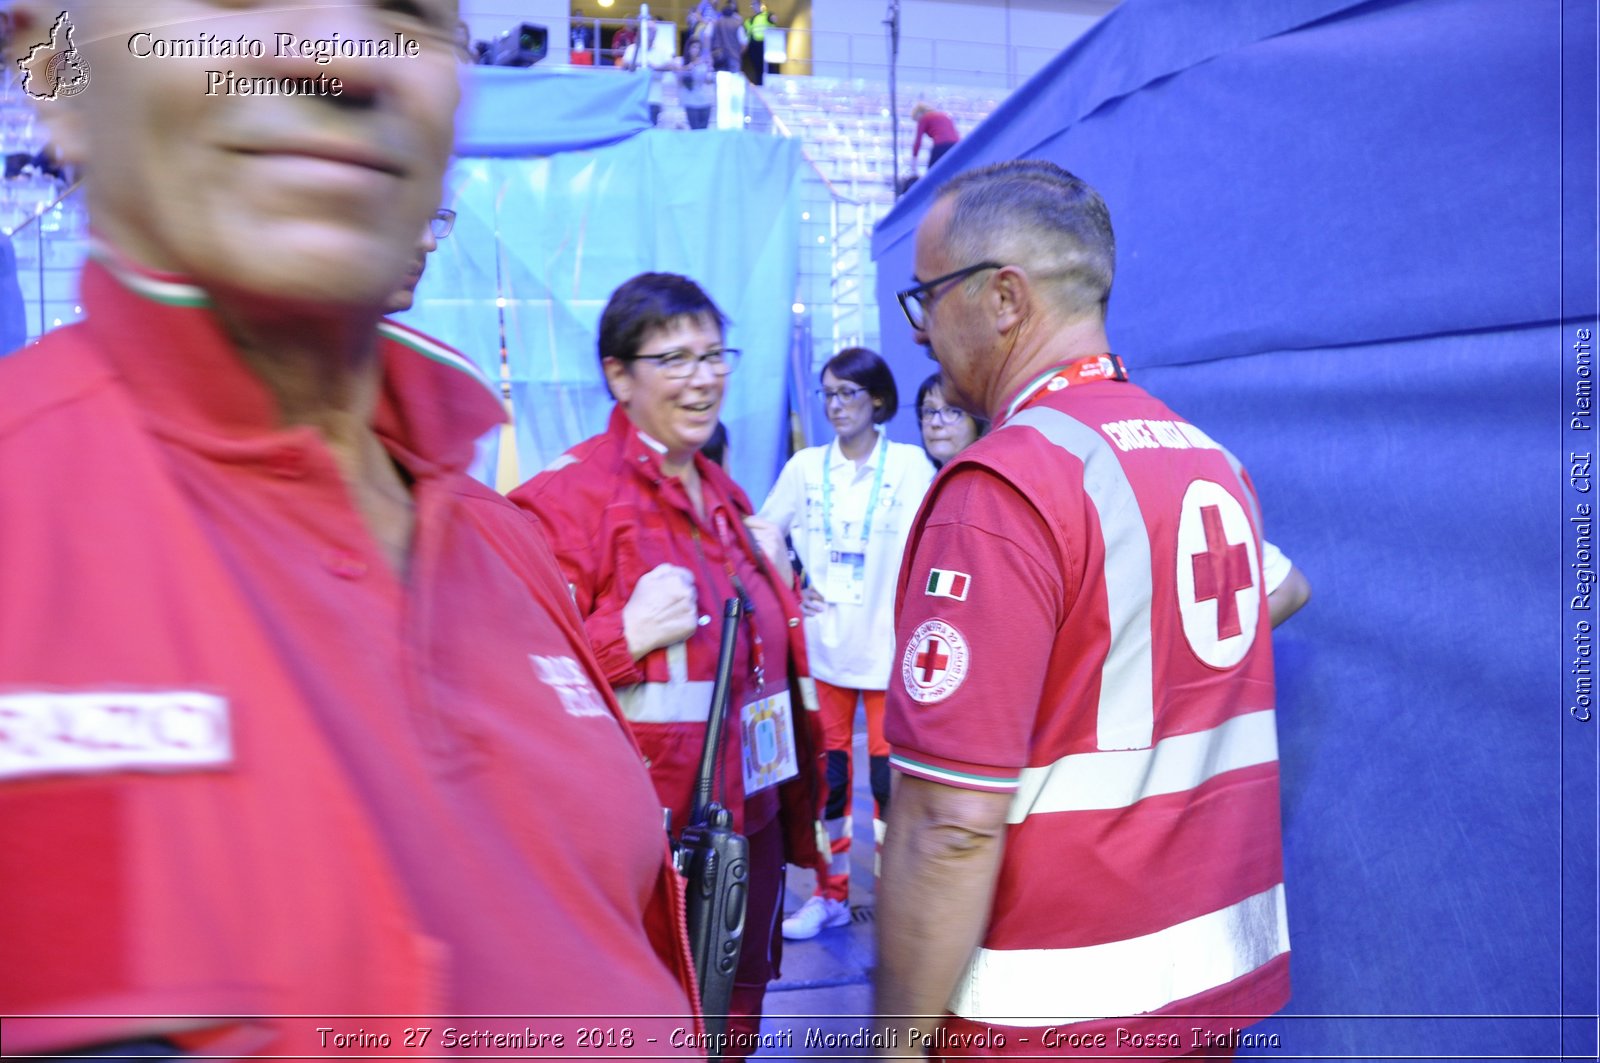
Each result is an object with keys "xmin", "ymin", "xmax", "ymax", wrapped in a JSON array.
[
  {"xmin": 823, "ymin": 539, "xmax": 868, "ymax": 606},
  {"xmin": 740, "ymin": 689, "xmax": 798, "ymax": 794},
  {"xmin": 820, "ymin": 436, "xmax": 886, "ymax": 609}
]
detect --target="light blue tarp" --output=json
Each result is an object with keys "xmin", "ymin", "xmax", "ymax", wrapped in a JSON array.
[
  {"xmin": 871, "ymin": 0, "xmax": 1597, "ymax": 1058},
  {"xmin": 0, "ymin": 233, "xmax": 24, "ymax": 356},
  {"xmin": 455, "ymin": 65, "xmax": 652, "ymax": 156},
  {"xmin": 400, "ymin": 66, "xmax": 802, "ymax": 503}
]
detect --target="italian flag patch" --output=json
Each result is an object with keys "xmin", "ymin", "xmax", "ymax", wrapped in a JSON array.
[{"xmin": 924, "ymin": 568, "xmax": 970, "ymax": 601}]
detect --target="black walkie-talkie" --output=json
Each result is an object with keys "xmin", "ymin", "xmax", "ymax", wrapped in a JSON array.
[{"xmin": 676, "ymin": 597, "xmax": 749, "ymax": 1057}]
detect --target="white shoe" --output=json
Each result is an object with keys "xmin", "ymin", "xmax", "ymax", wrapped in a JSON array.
[{"xmin": 781, "ymin": 895, "xmax": 852, "ymax": 940}]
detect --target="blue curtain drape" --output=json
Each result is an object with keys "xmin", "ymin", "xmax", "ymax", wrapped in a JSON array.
[{"xmin": 870, "ymin": 0, "xmax": 1597, "ymax": 1058}]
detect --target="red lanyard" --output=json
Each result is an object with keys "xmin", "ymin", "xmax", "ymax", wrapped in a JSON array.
[
  {"xmin": 1002, "ymin": 353, "xmax": 1128, "ymax": 422},
  {"xmin": 705, "ymin": 508, "xmax": 767, "ymax": 691}
]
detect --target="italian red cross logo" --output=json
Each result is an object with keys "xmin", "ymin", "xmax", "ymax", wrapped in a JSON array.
[
  {"xmin": 1191, "ymin": 504, "xmax": 1253, "ymax": 640},
  {"xmin": 1175, "ymin": 480, "xmax": 1260, "ymax": 669},
  {"xmin": 915, "ymin": 638, "xmax": 950, "ymax": 683},
  {"xmin": 902, "ymin": 619, "xmax": 970, "ymax": 703}
]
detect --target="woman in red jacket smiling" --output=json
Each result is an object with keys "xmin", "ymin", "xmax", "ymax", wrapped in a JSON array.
[{"xmin": 511, "ymin": 273, "xmax": 823, "ymax": 1060}]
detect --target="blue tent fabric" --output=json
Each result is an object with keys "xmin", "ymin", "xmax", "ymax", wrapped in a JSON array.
[
  {"xmin": 878, "ymin": 0, "xmax": 1574, "ymax": 368},
  {"xmin": 0, "ymin": 233, "xmax": 24, "ymax": 356},
  {"xmin": 455, "ymin": 65, "xmax": 652, "ymax": 156},
  {"xmin": 870, "ymin": 0, "xmax": 1597, "ymax": 1058},
  {"xmin": 401, "ymin": 131, "xmax": 802, "ymax": 503}
]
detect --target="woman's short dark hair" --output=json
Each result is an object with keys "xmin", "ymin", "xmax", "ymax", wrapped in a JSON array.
[
  {"xmin": 822, "ymin": 346, "xmax": 897, "ymax": 424},
  {"xmin": 597, "ymin": 273, "xmax": 728, "ymax": 392},
  {"xmin": 915, "ymin": 371, "xmax": 989, "ymax": 434}
]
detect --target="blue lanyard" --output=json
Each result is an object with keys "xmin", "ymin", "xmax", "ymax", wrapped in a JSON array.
[{"xmin": 821, "ymin": 432, "xmax": 888, "ymax": 545}]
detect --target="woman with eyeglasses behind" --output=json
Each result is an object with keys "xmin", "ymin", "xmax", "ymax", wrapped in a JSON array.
[
  {"xmin": 758, "ymin": 347, "xmax": 935, "ymax": 941},
  {"xmin": 914, "ymin": 370, "xmax": 988, "ymax": 469},
  {"xmin": 510, "ymin": 273, "xmax": 824, "ymax": 1057}
]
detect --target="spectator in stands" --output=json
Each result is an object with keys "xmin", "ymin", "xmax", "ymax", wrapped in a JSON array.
[
  {"xmin": 386, "ymin": 207, "xmax": 455, "ymax": 314},
  {"xmin": 711, "ymin": 1, "xmax": 747, "ymax": 74},
  {"xmin": 610, "ymin": 22, "xmax": 637, "ymax": 66},
  {"xmin": 623, "ymin": 19, "xmax": 678, "ymax": 126},
  {"xmin": 743, "ymin": 0, "xmax": 776, "ymax": 84},
  {"xmin": 680, "ymin": 36, "xmax": 716, "ymax": 130},
  {"xmin": 688, "ymin": 0, "xmax": 719, "ymax": 49},
  {"xmin": 915, "ymin": 371, "xmax": 987, "ymax": 469},
  {"xmin": 760, "ymin": 348, "xmax": 935, "ymax": 942},
  {"xmin": 4, "ymin": 144, "xmax": 71, "ymax": 184},
  {"xmin": 0, "ymin": 1, "xmax": 701, "ymax": 1055},
  {"xmin": 910, "ymin": 101, "xmax": 961, "ymax": 171},
  {"xmin": 511, "ymin": 272, "xmax": 824, "ymax": 1062}
]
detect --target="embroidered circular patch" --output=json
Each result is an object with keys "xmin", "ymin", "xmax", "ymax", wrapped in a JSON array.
[{"xmin": 901, "ymin": 619, "xmax": 970, "ymax": 703}]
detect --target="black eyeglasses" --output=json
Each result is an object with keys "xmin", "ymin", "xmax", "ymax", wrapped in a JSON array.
[
  {"xmin": 918, "ymin": 404, "xmax": 968, "ymax": 426},
  {"xmin": 430, "ymin": 208, "xmax": 456, "ymax": 240},
  {"xmin": 627, "ymin": 347, "xmax": 741, "ymax": 379},
  {"xmin": 896, "ymin": 261, "xmax": 1003, "ymax": 331},
  {"xmin": 815, "ymin": 384, "xmax": 867, "ymax": 406}
]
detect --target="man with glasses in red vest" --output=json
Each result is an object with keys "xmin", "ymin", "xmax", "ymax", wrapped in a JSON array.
[{"xmin": 876, "ymin": 159, "xmax": 1292, "ymax": 1060}]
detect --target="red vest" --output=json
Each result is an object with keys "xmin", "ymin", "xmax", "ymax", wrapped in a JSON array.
[
  {"xmin": 890, "ymin": 377, "xmax": 1289, "ymax": 1055},
  {"xmin": 512, "ymin": 407, "xmax": 825, "ymax": 866}
]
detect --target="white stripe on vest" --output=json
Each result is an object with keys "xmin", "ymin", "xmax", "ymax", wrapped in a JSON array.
[
  {"xmin": 949, "ymin": 884, "xmax": 1289, "ymax": 1027},
  {"xmin": 1006, "ymin": 406, "xmax": 1155, "ymax": 750},
  {"xmin": 614, "ymin": 644, "xmax": 712, "ymax": 723},
  {"xmin": 1007, "ymin": 709, "xmax": 1279, "ymax": 822}
]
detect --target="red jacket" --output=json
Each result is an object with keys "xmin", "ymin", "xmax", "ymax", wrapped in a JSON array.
[
  {"xmin": 513, "ymin": 407, "xmax": 824, "ymax": 865},
  {"xmin": 0, "ymin": 256, "xmax": 702, "ymax": 1055}
]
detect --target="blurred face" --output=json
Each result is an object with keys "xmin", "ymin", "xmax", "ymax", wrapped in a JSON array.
[
  {"xmin": 32, "ymin": 0, "xmax": 461, "ymax": 310},
  {"xmin": 605, "ymin": 315, "xmax": 727, "ymax": 464},
  {"xmin": 822, "ymin": 368, "xmax": 880, "ymax": 446},
  {"xmin": 385, "ymin": 222, "xmax": 440, "ymax": 313},
  {"xmin": 919, "ymin": 382, "xmax": 979, "ymax": 464},
  {"xmin": 911, "ymin": 195, "xmax": 990, "ymax": 415}
]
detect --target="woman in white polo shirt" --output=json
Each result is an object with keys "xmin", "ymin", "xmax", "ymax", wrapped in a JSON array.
[{"xmin": 760, "ymin": 348, "xmax": 935, "ymax": 940}]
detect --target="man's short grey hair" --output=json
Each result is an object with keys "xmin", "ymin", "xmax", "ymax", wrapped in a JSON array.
[{"xmin": 936, "ymin": 160, "xmax": 1116, "ymax": 320}]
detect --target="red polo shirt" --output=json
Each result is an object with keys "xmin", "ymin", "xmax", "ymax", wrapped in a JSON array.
[{"xmin": 0, "ymin": 250, "xmax": 701, "ymax": 1056}]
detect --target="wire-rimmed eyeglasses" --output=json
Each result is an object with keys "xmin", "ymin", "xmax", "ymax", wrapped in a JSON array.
[
  {"xmin": 430, "ymin": 208, "xmax": 456, "ymax": 240},
  {"xmin": 896, "ymin": 261, "xmax": 1002, "ymax": 331},
  {"xmin": 627, "ymin": 347, "xmax": 741, "ymax": 380}
]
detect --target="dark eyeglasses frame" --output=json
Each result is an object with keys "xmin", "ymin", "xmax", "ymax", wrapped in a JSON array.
[
  {"xmin": 815, "ymin": 385, "xmax": 868, "ymax": 405},
  {"xmin": 624, "ymin": 347, "xmax": 741, "ymax": 379},
  {"xmin": 918, "ymin": 404, "xmax": 969, "ymax": 426},
  {"xmin": 896, "ymin": 261, "xmax": 1003, "ymax": 330},
  {"xmin": 430, "ymin": 208, "xmax": 456, "ymax": 240}
]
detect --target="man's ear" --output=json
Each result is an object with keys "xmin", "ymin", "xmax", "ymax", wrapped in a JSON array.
[
  {"xmin": 6, "ymin": 2, "xmax": 92, "ymax": 168},
  {"xmin": 991, "ymin": 265, "xmax": 1030, "ymax": 335}
]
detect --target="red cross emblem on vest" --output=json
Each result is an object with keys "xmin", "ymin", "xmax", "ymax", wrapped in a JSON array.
[
  {"xmin": 1175, "ymin": 480, "xmax": 1260, "ymax": 668},
  {"xmin": 1192, "ymin": 505, "xmax": 1253, "ymax": 640}
]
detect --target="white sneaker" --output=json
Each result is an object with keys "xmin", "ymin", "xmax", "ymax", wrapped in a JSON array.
[{"xmin": 781, "ymin": 895, "xmax": 852, "ymax": 940}]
